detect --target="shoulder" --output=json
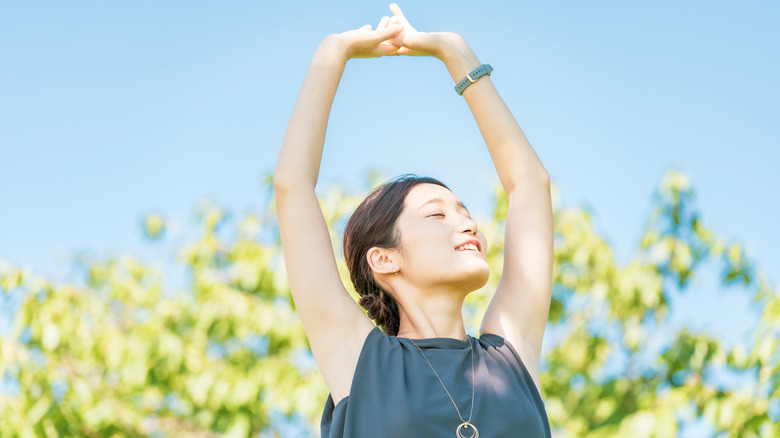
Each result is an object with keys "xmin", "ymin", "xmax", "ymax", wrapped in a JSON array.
[
  {"xmin": 477, "ymin": 330, "xmax": 517, "ymax": 354},
  {"xmin": 328, "ymin": 326, "xmax": 401, "ymax": 406},
  {"xmin": 478, "ymin": 330, "xmax": 542, "ymax": 396}
]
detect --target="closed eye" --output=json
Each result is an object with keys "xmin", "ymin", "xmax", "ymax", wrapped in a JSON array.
[{"xmin": 429, "ymin": 213, "xmax": 445, "ymax": 217}]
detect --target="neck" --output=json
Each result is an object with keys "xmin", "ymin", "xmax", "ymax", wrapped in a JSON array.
[{"xmin": 392, "ymin": 283, "xmax": 469, "ymax": 341}]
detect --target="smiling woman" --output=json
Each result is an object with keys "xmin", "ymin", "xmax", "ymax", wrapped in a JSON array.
[
  {"xmin": 273, "ymin": 3, "xmax": 553, "ymax": 437},
  {"xmin": 343, "ymin": 175, "xmax": 456, "ymax": 337}
]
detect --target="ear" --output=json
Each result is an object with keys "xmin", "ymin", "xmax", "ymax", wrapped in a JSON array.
[{"xmin": 366, "ymin": 246, "xmax": 398, "ymax": 275}]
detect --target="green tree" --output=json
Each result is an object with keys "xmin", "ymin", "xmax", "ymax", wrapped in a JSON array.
[{"xmin": 0, "ymin": 168, "xmax": 777, "ymax": 437}]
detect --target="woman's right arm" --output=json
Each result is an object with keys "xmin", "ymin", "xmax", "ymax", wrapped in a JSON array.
[
  {"xmin": 273, "ymin": 23, "xmax": 402, "ymax": 404},
  {"xmin": 274, "ymin": 35, "xmax": 346, "ymax": 193}
]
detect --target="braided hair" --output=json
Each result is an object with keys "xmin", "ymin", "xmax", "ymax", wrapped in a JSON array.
[{"xmin": 343, "ymin": 174, "xmax": 449, "ymax": 336}]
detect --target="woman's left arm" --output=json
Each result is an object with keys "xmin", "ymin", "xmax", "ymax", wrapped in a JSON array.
[
  {"xmin": 439, "ymin": 35, "xmax": 554, "ymax": 388},
  {"xmin": 388, "ymin": 3, "xmax": 553, "ymax": 392}
]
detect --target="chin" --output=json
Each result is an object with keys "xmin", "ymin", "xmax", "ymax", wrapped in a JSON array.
[{"xmin": 461, "ymin": 264, "xmax": 491, "ymax": 292}]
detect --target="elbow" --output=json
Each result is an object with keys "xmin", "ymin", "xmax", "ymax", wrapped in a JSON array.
[
  {"xmin": 505, "ymin": 168, "xmax": 550, "ymax": 195},
  {"xmin": 273, "ymin": 178, "xmax": 287, "ymax": 197},
  {"xmin": 538, "ymin": 168, "xmax": 550, "ymax": 186},
  {"xmin": 272, "ymin": 169, "xmax": 286, "ymax": 194},
  {"xmin": 272, "ymin": 167, "xmax": 296, "ymax": 195},
  {"xmin": 273, "ymin": 150, "xmax": 318, "ymax": 195},
  {"xmin": 273, "ymin": 172, "xmax": 316, "ymax": 197},
  {"xmin": 273, "ymin": 174, "xmax": 297, "ymax": 197},
  {"xmin": 528, "ymin": 166, "xmax": 550, "ymax": 188},
  {"xmin": 527, "ymin": 161, "xmax": 550, "ymax": 186}
]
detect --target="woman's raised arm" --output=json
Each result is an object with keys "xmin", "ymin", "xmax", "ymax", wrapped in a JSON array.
[
  {"xmin": 273, "ymin": 23, "xmax": 403, "ymax": 405},
  {"xmin": 388, "ymin": 4, "xmax": 553, "ymax": 394},
  {"xmin": 275, "ymin": 24, "xmax": 402, "ymax": 190}
]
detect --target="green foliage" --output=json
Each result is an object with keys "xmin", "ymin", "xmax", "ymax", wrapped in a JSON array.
[
  {"xmin": 533, "ymin": 169, "xmax": 779, "ymax": 437},
  {"xmin": 0, "ymin": 199, "xmax": 324, "ymax": 437},
  {"xmin": 1, "ymin": 168, "xmax": 778, "ymax": 437}
]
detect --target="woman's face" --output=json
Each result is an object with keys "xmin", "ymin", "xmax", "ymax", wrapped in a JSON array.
[{"xmin": 392, "ymin": 183, "xmax": 490, "ymax": 293}]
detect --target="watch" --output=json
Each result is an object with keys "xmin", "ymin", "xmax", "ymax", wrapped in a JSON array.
[{"xmin": 454, "ymin": 64, "xmax": 493, "ymax": 95}]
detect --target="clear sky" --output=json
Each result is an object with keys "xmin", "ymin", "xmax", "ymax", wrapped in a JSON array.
[{"xmin": 1, "ymin": 0, "xmax": 778, "ymax": 431}]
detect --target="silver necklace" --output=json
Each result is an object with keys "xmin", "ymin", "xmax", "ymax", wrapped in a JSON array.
[{"xmin": 407, "ymin": 334, "xmax": 479, "ymax": 438}]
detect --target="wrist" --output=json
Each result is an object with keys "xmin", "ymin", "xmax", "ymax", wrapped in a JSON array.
[
  {"xmin": 315, "ymin": 34, "xmax": 350, "ymax": 65},
  {"xmin": 438, "ymin": 34, "xmax": 482, "ymax": 83}
]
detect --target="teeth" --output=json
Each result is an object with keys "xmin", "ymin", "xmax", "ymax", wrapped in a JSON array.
[{"xmin": 457, "ymin": 243, "xmax": 479, "ymax": 252}]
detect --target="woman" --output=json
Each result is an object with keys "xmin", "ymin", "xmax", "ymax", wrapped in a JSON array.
[{"xmin": 274, "ymin": 4, "xmax": 553, "ymax": 437}]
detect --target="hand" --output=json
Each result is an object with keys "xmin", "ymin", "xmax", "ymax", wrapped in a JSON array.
[
  {"xmin": 335, "ymin": 19, "xmax": 404, "ymax": 59},
  {"xmin": 385, "ymin": 3, "xmax": 462, "ymax": 59}
]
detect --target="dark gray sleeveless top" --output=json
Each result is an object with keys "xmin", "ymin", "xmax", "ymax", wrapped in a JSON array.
[{"xmin": 321, "ymin": 326, "xmax": 552, "ymax": 437}]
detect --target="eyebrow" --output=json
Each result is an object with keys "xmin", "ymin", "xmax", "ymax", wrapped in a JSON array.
[{"xmin": 417, "ymin": 197, "xmax": 470, "ymax": 214}]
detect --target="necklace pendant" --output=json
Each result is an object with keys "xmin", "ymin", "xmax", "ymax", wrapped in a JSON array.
[{"xmin": 456, "ymin": 421, "xmax": 479, "ymax": 438}]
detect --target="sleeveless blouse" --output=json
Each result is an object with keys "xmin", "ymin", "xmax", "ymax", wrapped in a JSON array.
[{"xmin": 320, "ymin": 326, "xmax": 552, "ymax": 437}]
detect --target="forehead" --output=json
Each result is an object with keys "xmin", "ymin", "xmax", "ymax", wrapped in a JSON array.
[{"xmin": 404, "ymin": 183, "xmax": 463, "ymax": 209}]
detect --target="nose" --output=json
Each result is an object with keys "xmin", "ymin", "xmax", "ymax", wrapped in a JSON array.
[{"xmin": 459, "ymin": 215, "xmax": 478, "ymax": 236}]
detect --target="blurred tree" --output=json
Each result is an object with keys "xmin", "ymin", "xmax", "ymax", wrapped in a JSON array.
[{"xmin": 0, "ymin": 168, "xmax": 777, "ymax": 437}]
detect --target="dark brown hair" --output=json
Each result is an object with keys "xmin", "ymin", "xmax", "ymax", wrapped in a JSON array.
[{"xmin": 343, "ymin": 174, "xmax": 449, "ymax": 336}]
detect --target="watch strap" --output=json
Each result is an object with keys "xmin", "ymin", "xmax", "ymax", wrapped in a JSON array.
[{"xmin": 454, "ymin": 64, "xmax": 493, "ymax": 95}]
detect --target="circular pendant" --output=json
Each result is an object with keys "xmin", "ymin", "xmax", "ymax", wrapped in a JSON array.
[{"xmin": 456, "ymin": 421, "xmax": 479, "ymax": 438}]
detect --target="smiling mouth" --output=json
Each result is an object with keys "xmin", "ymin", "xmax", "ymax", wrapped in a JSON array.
[{"xmin": 455, "ymin": 243, "xmax": 480, "ymax": 252}]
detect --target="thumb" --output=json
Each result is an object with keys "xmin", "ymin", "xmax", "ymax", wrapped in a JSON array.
[{"xmin": 376, "ymin": 24, "xmax": 403, "ymax": 41}]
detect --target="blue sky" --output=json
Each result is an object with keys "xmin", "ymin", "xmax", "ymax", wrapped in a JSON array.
[{"xmin": 1, "ymin": 0, "xmax": 778, "ymax": 432}]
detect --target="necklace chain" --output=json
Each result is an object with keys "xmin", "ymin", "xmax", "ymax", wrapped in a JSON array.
[{"xmin": 407, "ymin": 334, "xmax": 475, "ymax": 425}]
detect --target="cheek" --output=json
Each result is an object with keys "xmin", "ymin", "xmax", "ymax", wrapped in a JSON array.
[
  {"xmin": 402, "ymin": 228, "xmax": 453, "ymax": 263},
  {"xmin": 477, "ymin": 231, "xmax": 489, "ymax": 252}
]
